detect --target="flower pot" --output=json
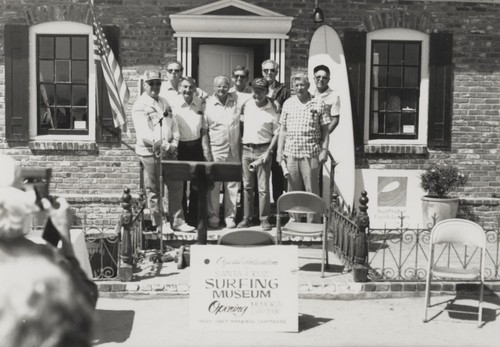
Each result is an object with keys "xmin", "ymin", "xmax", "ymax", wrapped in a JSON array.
[{"xmin": 421, "ymin": 196, "xmax": 460, "ymax": 228}]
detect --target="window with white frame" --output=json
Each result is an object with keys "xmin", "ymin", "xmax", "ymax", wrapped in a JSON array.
[
  {"xmin": 364, "ymin": 29, "xmax": 429, "ymax": 145},
  {"xmin": 29, "ymin": 22, "xmax": 96, "ymax": 140}
]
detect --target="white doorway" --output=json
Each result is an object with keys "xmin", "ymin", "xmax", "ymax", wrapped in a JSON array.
[{"xmin": 198, "ymin": 44, "xmax": 254, "ymax": 94}]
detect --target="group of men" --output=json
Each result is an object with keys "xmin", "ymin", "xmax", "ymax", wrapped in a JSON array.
[{"xmin": 132, "ymin": 58, "xmax": 340, "ymax": 234}]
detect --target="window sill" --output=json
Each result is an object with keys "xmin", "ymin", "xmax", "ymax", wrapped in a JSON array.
[
  {"xmin": 364, "ymin": 144, "xmax": 428, "ymax": 155},
  {"xmin": 28, "ymin": 140, "xmax": 98, "ymax": 152}
]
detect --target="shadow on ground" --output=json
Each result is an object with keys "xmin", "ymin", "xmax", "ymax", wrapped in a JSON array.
[
  {"xmin": 93, "ymin": 309, "xmax": 135, "ymax": 345},
  {"xmin": 298, "ymin": 313, "xmax": 332, "ymax": 332}
]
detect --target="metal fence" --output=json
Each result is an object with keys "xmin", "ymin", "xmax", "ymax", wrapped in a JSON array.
[{"xmin": 367, "ymin": 215, "xmax": 500, "ymax": 281}]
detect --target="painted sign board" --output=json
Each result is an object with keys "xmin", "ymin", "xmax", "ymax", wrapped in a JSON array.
[
  {"xmin": 189, "ymin": 245, "xmax": 298, "ymax": 332},
  {"xmin": 355, "ymin": 169, "xmax": 426, "ymax": 228}
]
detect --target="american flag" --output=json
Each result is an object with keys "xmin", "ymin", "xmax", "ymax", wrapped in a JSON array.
[{"xmin": 90, "ymin": 2, "xmax": 130, "ymax": 133}]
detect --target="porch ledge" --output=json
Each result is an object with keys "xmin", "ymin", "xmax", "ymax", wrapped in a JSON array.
[
  {"xmin": 28, "ymin": 140, "xmax": 98, "ymax": 152},
  {"xmin": 364, "ymin": 144, "xmax": 428, "ymax": 155}
]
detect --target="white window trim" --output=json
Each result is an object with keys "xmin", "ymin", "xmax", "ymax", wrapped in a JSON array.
[
  {"xmin": 29, "ymin": 21, "xmax": 96, "ymax": 141},
  {"xmin": 364, "ymin": 28, "xmax": 429, "ymax": 146}
]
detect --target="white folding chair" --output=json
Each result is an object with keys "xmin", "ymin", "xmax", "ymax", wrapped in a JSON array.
[
  {"xmin": 423, "ymin": 219, "xmax": 486, "ymax": 327},
  {"xmin": 276, "ymin": 191, "xmax": 328, "ymax": 277}
]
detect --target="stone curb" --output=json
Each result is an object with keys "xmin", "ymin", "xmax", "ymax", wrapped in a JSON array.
[{"xmin": 96, "ymin": 281, "xmax": 500, "ymax": 299}]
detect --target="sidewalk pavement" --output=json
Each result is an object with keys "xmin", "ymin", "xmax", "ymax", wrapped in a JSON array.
[{"xmin": 95, "ymin": 226, "xmax": 500, "ymax": 300}]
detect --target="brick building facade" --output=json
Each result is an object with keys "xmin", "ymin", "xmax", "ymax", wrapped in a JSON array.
[{"xmin": 1, "ymin": 0, "xmax": 499, "ymax": 227}]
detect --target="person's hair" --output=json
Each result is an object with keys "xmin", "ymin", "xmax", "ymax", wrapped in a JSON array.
[
  {"xmin": 213, "ymin": 75, "xmax": 231, "ymax": 85},
  {"xmin": 291, "ymin": 72, "xmax": 309, "ymax": 85},
  {"xmin": 179, "ymin": 76, "xmax": 197, "ymax": 87},
  {"xmin": 165, "ymin": 59, "xmax": 184, "ymax": 71},
  {"xmin": 261, "ymin": 59, "xmax": 279, "ymax": 70},
  {"xmin": 313, "ymin": 64, "xmax": 330, "ymax": 76},
  {"xmin": 0, "ymin": 253, "xmax": 94, "ymax": 347},
  {"xmin": 232, "ymin": 65, "xmax": 249, "ymax": 78}
]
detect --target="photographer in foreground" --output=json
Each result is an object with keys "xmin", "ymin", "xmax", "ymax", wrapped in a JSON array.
[{"xmin": 0, "ymin": 154, "xmax": 96, "ymax": 346}]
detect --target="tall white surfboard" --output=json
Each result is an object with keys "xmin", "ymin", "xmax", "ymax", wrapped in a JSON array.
[{"xmin": 308, "ymin": 25, "xmax": 356, "ymax": 209}]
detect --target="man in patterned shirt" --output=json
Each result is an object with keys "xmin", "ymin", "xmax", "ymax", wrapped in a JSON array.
[{"xmin": 276, "ymin": 73, "xmax": 330, "ymax": 198}]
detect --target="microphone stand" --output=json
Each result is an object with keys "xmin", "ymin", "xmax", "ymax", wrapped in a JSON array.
[{"xmin": 153, "ymin": 114, "xmax": 165, "ymax": 256}]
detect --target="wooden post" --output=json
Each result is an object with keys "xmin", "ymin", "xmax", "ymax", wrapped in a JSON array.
[
  {"xmin": 353, "ymin": 190, "xmax": 369, "ymax": 282},
  {"xmin": 119, "ymin": 188, "xmax": 133, "ymax": 282}
]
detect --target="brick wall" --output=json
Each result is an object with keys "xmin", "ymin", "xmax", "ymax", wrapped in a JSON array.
[{"xmin": 0, "ymin": 0, "xmax": 499, "ymax": 226}]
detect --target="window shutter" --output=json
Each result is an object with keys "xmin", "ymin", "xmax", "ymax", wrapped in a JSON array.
[
  {"xmin": 96, "ymin": 25, "xmax": 121, "ymax": 143},
  {"xmin": 343, "ymin": 30, "xmax": 367, "ymax": 148},
  {"xmin": 5, "ymin": 24, "xmax": 29, "ymax": 142},
  {"xmin": 428, "ymin": 32, "xmax": 453, "ymax": 149}
]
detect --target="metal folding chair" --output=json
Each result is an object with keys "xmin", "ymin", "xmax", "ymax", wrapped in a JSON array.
[
  {"xmin": 423, "ymin": 218, "xmax": 486, "ymax": 327},
  {"xmin": 276, "ymin": 191, "xmax": 328, "ymax": 277}
]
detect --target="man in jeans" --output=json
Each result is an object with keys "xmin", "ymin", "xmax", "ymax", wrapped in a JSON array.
[
  {"xmin": 238, "ymin": 78, "xmax": 280, "ymax": 231},
  {"xmin": 261, "ymin": 59, "xmax": 290, "ymax": 204}
]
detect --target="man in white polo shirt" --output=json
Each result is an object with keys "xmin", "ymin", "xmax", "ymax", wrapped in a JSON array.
[
  {"xmin": 172, "ymin": 76, "xmax": 206, "ymax": 228},
  {"xmin": 238, "ymin": 78, "xmax": 280, "ymax": 231}
]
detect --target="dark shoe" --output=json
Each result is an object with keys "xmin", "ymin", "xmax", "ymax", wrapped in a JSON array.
[
  {"xmin": 237, "ymin": 219, "xmax": 253, "ymax": 228},
  {"xmin": 260, "ymin": 220, "xmax": 272, "ymax": 231}
]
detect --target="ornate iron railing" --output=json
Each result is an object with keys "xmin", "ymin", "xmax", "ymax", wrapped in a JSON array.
[{"xmin": 367, "ymin": 214, "xmax": 500, "ymax": 281}]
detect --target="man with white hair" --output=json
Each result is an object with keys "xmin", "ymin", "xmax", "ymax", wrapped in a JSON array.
[
  {"xmin": 202, "ymin": 75, "xmax": 242, "ymax": 229},
  {"xmin": 277, "ymin": 73, "xmax": 330, "ymax": 198}
]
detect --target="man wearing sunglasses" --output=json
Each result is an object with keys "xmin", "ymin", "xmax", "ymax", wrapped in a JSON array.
[
  {"xmin": 261, "ymin": 59, "xmax": 291, "ymax": 206},
  {"xmin": 160, "ymin": 60, "xmax": 208, "ymax": 103},
  {"xmin": 230, "ymin": 65, "xmax": 252, "ymax": 95},
  {"xmin": 132, "ymin": 70, "xmax": 194, "ymax": 234}
]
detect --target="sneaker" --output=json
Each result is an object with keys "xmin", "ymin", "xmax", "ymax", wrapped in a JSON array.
[
  {"xmin": 172, "ymin": 223, "xmax": 196, "ymax": 233},
  {"xmin": 225, "ymin": 218, "xmax": 236, "ymax": 229},
  {"xmin": 260, "ymin": 220, "xmax": 272, "ymax": 231},
  {"xmin": 159, "ymin": 223, "xmax": 174, "ymax": 235},
  {"xmin": 237, "ymin": 218, "xmax": 253, "ymax": 228}
]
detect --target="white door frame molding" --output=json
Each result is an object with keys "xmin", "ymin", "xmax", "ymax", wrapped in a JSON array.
[{"xmin": 170, "ymin": 0, "xmax": 293, "ymax": 82}]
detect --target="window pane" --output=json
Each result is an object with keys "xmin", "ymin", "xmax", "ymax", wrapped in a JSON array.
[
  {"xmin": 39, "ymin": 85, "xmax": 55, "ymax": 106},
  {"xmin": 39, "ymin": 106, "xmax": 55, "ymax": 129},
  {"xmin": 387, "ymin": 67, "xmax": 402, "ymax": 87},
  {"xmin": 55, "ymin": 85, "xmax": 71, "ymax": 106},
  {"xmin": 389, "ymin": 43, "xmax": 403, "ymax": 65},
  {"xmin": 371, "ymin": 89, "xmax": 386, "ymax": 111},
  {"xmin": 55, "ymin": 37, "xmax": 70, "ymax": 59},
  {"xmin": 375, "ymin": 66, "xmax": 387, "ymax": 87},
  {"xmin": 54, "ymin": 107, "xmax": 71, "ymax": 129},
  {"xmin": 404, "ymin": 67, "xmax": 419, "ymax": 87},
  {"xmin": 72, "ymin": 61, "xmax": 88, "ymax": 83},
  {"xmin": 404, "ymin": 43, "xmax": 420, "ymax": 66},
  {"xmin": 55, "ymin": 60, "xmax": 70, "ymax": 82},
  {"xmin": 39, "ymin": 61, "xmax": 54, "ymax": 82},
  {"xmin": 72, "ymin": 86, "xmax": 88, "ymax": 106},
  {"xmin": 387, "ymin": 92, "xmax": 401, "ymax": 111},
  {"xmin": 372, "ymin": 42, "xmax": 387, "ymax": 65},
  {"xmin": 72, "ymin": 109, "xmax": 88, "ymax": 130},
  {"xmin": 39, "ymin": 37, "xmax": 54, "ymax": 59},
  {"xmin": 72, "ymin": 37, "xmax": 87, "ymax": 60},
  {"xmin": 386, "ymin": 113, "xmax": 401, "ymax": 133},
  {"xmin": 402, "ymin": 90, "xmax": 419, "ymax": 111},
  {"xmin": 376, "ymin": 112, "xmax": 385, "ymax": 134}
]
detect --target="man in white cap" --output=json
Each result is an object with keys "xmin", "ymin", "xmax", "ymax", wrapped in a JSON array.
[{"xmin": 132, "ymin": 70, "xmax": 194, "ymax": 233}]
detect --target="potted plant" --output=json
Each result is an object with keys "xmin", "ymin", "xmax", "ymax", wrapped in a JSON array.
[{"xmin": 420, "ymin": 163, "xmax": 468, "ymax": 227}]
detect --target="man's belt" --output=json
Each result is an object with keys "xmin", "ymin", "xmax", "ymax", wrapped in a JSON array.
[
  {"xmin": 243, "ymin": 142, "xmax": 271, "ymax": 149},
  {"xmin": 179, "ymin": 138, "xmax": 201, "ymax": 146}
]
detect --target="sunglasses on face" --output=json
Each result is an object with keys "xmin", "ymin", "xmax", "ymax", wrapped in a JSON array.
[
  {"xmin": 263, "ymin": 69, "xmax": 276, "ymax": 73},
  {"xmin": 147, "ymin": 80, "xmax": 162, "ymax": 86},
  {"xmin": 167, "ymin": 69, "xmax": 181, "ymax": 73},
  {"xmin": 233, "ymin": 75, "xmax": 247, "ymax": 79},
  {"xmin": 315, "ymin": 76, "xmax": 329, "ymax": 81}
]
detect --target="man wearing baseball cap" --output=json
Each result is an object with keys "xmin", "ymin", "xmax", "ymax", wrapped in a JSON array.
[
  {"xmin": 237, "ymin": 78, "xmax": 280, "ymax": 231},
  {"xmin": 132, "ymin": 70, "xmax": 195, "ymax": 234},
  {"xmin": 313, "ymin": 64, "xmax": 340, "ymax": 134}
]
